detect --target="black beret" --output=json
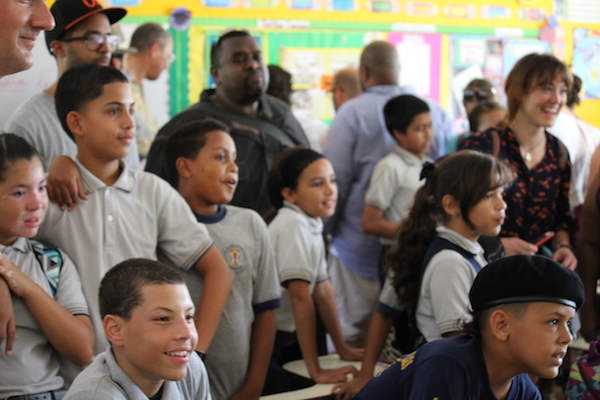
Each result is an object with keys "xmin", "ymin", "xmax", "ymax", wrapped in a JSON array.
[{"xmin": 469, "ymin": 255, "xmax": 584, "ymax": 312}]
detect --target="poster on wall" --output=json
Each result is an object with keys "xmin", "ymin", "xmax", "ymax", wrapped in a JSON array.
[
  {"xmin": 572, "ymin": 28, "xmax": 600, "ymax": 99},
  {"xmin": 503, "ymin": 39, "xmax": 551, "ymax": 77},
  {"xmin": 387, "ymin": 32, "xmax": 442, "ymax": 103},
  {"xmin": 451, "ymin": 35, "xmax": 503, "ymax": 132},
  {"xmin": 281, "ymin": 47, "xmax": 360, "ymax": 120}
]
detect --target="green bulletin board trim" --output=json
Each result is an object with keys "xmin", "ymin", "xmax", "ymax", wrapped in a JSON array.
[
  {"xmin": 267, "ymin": 31, "xmax": 367, "ymax": 64},
  {"xmin": 169, "ymin": 26, "xmax": 190, "ymax": 117}
]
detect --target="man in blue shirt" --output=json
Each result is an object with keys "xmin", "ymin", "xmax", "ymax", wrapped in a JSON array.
[{"xmin": 322, "ymin": 40, "xmax": 454, "ymax": 347}]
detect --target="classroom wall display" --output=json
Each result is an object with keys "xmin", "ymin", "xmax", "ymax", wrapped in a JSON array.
[
  {"xmin": 3, "ymin": 0, "xmax": 600, "ymax": 130},
  {"xmin": 572, "ymin": 28, "xmax": 600, "ymax": 99}
]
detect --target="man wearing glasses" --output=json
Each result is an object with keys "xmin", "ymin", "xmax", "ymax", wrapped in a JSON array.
[{"xmin": 4, "ymin": 0, "xmax": 139, "ymax": 173}]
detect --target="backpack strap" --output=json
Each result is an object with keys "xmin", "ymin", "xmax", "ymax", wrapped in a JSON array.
[
  {"xmin": 391, "ymin": 237, "xmax": 482, "ymax": 353},
  {"xmin": 421, "ymin": 236, "xmax": 482, "ymax": 276},
  {"xmin": 30, "ymin": 239, "xmax": 63, "ymax": 298}
]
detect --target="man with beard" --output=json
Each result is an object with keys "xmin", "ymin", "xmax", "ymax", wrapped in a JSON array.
[
  {"xmin": 146, "ymin": 30, "xmax": 308, "ymax": 215},
  {"xmin": 4, "ymin": 0, "xmax": 139, "ymax": 173}
]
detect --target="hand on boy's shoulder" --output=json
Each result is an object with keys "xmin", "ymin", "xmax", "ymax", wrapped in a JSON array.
[{"xmin": 47, "ymin": 156, "xmax": 88, "ymax": 211}]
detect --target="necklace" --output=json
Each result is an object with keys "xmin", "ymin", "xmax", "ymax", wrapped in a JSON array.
[{"xmin": 521, "ymin": 138, "xmax": 545, "ymax": 163}]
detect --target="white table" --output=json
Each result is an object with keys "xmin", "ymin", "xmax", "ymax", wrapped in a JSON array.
[{"xmin": 260, "ymin": 354, "xmax": 388, "ymax": 400}]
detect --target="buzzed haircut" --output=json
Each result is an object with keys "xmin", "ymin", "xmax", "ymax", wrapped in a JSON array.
[
  {"xmin": 55, "ymin": 64, "xmax": 129, "ymax": 140},
  {"xmin": 129, "ymin": 22, "xmax": 170, "ymax": 52},
  {"xmin": 360, "ymin": 41, "xmax": 399, "ymax": 85},
  {"xmin": 332, "ymin": 67, "xmax": 362, "ymax": 97},
  {"xmin": 210, "ymin": 30, "xmax": 252, "ymax": 68},
  {"xmin": 99, "ymin": 258, "xmax": 185, "ymax": 321},
  {"xmin": 164, "ymin": 119, "xmax": 231, "ymax": 189}
]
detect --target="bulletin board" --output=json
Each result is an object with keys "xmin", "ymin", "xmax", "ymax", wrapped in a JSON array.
[
  {"xmin": 111, "ymin": 0, "xmax": 600, "ymax": 126},
  {"xmin": 3, "ymin": 0, "xmax": 600, "ymax": 129}
]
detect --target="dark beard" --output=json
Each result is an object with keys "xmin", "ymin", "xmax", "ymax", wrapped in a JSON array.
[{"xmin": 243, "ymin": 82, "xmax": 263, "ymax": 104}]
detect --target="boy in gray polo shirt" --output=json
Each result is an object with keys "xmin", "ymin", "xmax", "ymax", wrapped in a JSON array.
[
  {"xmin": 35, "ymin": 64, "xmax": 234, "ymax": 362},
  {"xmin": 164, "ymin": 119, "xmax": 281, "ymax": 400},
  {"xmin": 64, "ymin": 258, "xmax": 212, "ymax": 400}
]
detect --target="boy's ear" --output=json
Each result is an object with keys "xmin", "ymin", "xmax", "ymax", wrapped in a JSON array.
[
  {"xmin": 175, "ymin": 157, "xmax": 193, "ymax": 180},
  {"xmin": 488, "ymin": 309, "xmax": 510, "ymax": 341},
  {"xmin": 281, "ymin": 187, "xmax": 296, "ymax": 204},
  {"xmin": 103, "ymin": 315, "xmax": 126, "ymax": 347},
  {"xmin": 442, "ymin": 194, "xmax": 460, "ymax": 217},
  {"xmin": 66, "ymin": 111, "xmax": 86, "ymax": 139}
]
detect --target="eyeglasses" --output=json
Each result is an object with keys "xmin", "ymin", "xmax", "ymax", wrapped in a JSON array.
[
  {"xmin": 463, "ymin": 87, "xmax": 497, "ymax": 102},
  {"xmin": 61, "ymin": 33, "xmax": 122, "ymax": 52}
]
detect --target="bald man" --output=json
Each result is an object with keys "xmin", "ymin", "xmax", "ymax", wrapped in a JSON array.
[
  {"xmin": 331, "ymin": 67, "xmax": 362, "ymax": 111},
  {"xmin": 322, "ymin": 41, "xmax": 454, "ymax": 347},
  {"xmin": 0, "ymin": 0, "xmax": 54, "ymax": 78}
]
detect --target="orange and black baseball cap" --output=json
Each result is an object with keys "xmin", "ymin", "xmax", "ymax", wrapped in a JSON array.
[{"xmin": 45, "ymin": 0, "xmax": 127, "ymax": 52}]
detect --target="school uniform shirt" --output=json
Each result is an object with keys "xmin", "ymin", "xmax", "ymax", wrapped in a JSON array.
[
  {"xmin": 0, "ymin": 238, "xmax": 88, "ymax": 398},
  {"xmin": 184, "ymin": 205, "xmax": 281, "ymax": 400},
  {"xmin": 36, "ymin": 158, "xmax": 213, "ymax": 355},
  {"xmin": 365, "ymin": 144, "xmax": 432, "ymax": 245},
  {"xmin": 353, "ymin": 335, "xmax": 541, "ymax": 400},
  {"xmin": 323, "ymin": 84, "xmax": 455, "ymax": 281},
  {"xmin": 268, "ymin": 201, "xmax": 329, "ymax": 333},
  {"xmin": 63, "ymin": 348, "xmax": 211, "ymax": 400},
  {"xmin": 416, "ymin": 227, "xmax": 487, "ymax": 342}
]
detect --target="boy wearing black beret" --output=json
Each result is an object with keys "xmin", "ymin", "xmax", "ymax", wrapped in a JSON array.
[{"xmin": 351, "ymin": 255, "xmax": 584, "ymax": 400}]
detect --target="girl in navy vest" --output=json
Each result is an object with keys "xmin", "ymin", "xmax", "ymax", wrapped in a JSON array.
[{"xmin": 336, "ymin": 150, "xmax": 513, "ymax": 399}]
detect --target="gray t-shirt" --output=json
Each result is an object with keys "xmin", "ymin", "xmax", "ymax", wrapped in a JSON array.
[
  {"xmin": 64, "ymin": 348, "xmax": 211, "ymax": 400},
  {"xmin": 0, "ymin": 238, "xmax": 88, "ymax": 398},
  {"xmin": 268, "ymin": 202, "xmax": 329, "ymax": 333},
  {"xmin": 5, "ymin": 92, "xmax": 139, "ymax": 171},
  {"xmin": 183, "ymin": 205, "xmax": 280, "ymax": 400}
]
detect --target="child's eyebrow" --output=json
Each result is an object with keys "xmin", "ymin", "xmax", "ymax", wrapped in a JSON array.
[
  {"xmin": 153, "ymin": 306, "xmax": 196, "ymax": 313},
  {"xmin": 103, "ymin": 101, "xmax": 135, "ymax": 107}
]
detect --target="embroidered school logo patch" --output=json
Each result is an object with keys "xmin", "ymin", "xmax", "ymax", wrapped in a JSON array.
[{"xmin": 224, "ymin": 245, "xmax": 248, "ymax": 274}]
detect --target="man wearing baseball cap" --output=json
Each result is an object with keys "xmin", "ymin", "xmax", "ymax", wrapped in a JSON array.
[
  {"xmin": 349, "ymin": 255, "xmax": 584, "ymax": 400},
  {"xmin": 4, "ymin": 0, "xmax": 139, "ymax": 180}
]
